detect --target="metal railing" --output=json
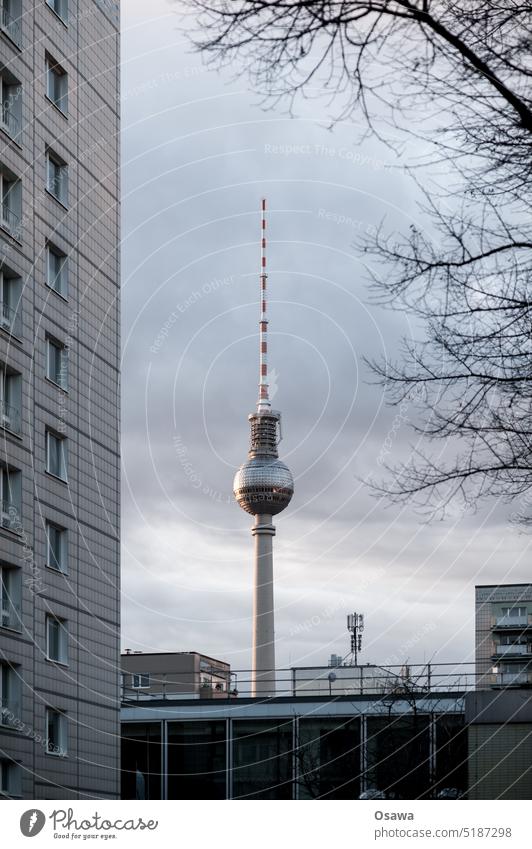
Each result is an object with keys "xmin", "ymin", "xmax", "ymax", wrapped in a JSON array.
[
  {"xmin": 0, "ymin": 104, "xmax": 18, "ymax": 138},
  {"xmin": 493, "ymin": 644, "xmax": 531, "ymax": 657},
  {"xmin": 0, "ymin": 300, "xmax": 22, "ymax": 337},
  {"xmin": 495, "ymin": 615, "xmax": 530, "ymax": 628},
  {"xmin": 119, "ymin": 661, "xmax": 532, "ymax": 703},
  {"xmin": 1, "ymin": 499, "xmax": 21, "ymax": 532},
  {"xmin": 0, "ymin": 400, "xmax": 21, "ymax": 434},
  {"xmin": 0, "ymin": 201, "xmax": 20, "ymax": 236},
  {"xmin": 0, "ymin": 8, "xmax": 21, "ymax": 48}
]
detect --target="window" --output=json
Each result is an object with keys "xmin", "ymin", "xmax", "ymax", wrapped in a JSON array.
[
  {"xmin": 0, "ymin": 565, "xmax": 21, "ymax": 629},
  {"xmin": 45, "ymin": 54, "xmax": 67, "ymax": 113},
  {"xmin": 45, "ymin": 521, "xmax": 67, "ymax": 573},
  {"xmin": 0, "ymin": 759, "xmax": 21, "ymax": 797},
  {"xmin": 46, "ymin": 242, "xmax": 68, "ymax": 297},
  {"xmin": 46, "ymin": 615, "xmax": 68, "ymax": 664},
  {"xmin": 0, "ymin": 69, "xmax": 21, "ymax": 140},
  {"xmin": 46, "ymin": 336, "xmax": 67, "ymax": 389},
  {"xmin": 0, "ymin": 268, "xmax": 22, "ymax": 335},
  {"xmin": 46, "ymin": 149, "xmax": 68, "ymax": 205},
  {"xmin": 46, "ymin": 430, "xmax": 67, "ymax": 480},
  {"xmin": 0, "ymin": 162, "xmax": 21, "ymax": 236},
  {"xmin": 46, "ymin": 708, "xmax": 67, "ymax": 756},
  {"xmin": 0, "ymin": 662, "xmax": 21, "ymax": 727},
  {"xmin": 0, "ymin": 363, "xmax": 21, "ymax": 433},
  {"xmin": 502, "ymin": 607, "xmax": 527, "ymax": 618},
  {"xmin": 46, "ymin": 0, "xmax": 67, "ymax": 23},
  {"xmin": 132, "ymin": 673, "xmax": 150, "ymax": 689},
  {"xmin": 0, "ymin": 0, "xmax": 22, "ymax": 49},
  {"xmin": 0, "ymin": 464, "xmax": 21, "ymax": 530}
]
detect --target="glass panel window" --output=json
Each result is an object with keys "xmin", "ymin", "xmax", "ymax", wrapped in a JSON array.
[
  {"xmin": 46, "ymin": 430, "xmax": 67, "ymax": 480},
  {"xmin": 0, "ymin": 662, "xmax": 21, "ymax": 727},
  {"xmin": 46, "ymin": 0, "xmax": 68, "ymax": 22},
  {"xmin": 167, "ymin": 721, "xmax": 227, "ymax": 800},
  {"xmin": 46, "ymin": 56, "xmax": 68, "ymax": 113},
  {"xmin": 46, "ymin": 243, "xmax": 68, "ymax": 296},
  {"xmin": 0, "ymin": 464, "xmax": 21, "ymax": 530},
  {"xmin": 0, "ymin": 565, "xmax": 21, "ymax": 629},
  {"xmin": 46, "ymin": 708, "xmax": 67, "ymax": 756},
  {"xmin": 46, "ymin": 336, "xmax": 67, "ymax": 389},
  {"xmin": 0, "ymin": 365, "xmax": 21, "ymax": 433},
  {"xmin": 0, "ymin": 759, "xmax": 21, "ymax": 797},
  {"xmin": 502, "ymin": 607, "xmax": 527, "ymax": 618},
  {"xmin": 46, "ymin": 615, "xmax": 68, "ymax": 664},
  {"xmin": 0, "ymin": 165, "xmax": 21, "ymax": 237},
  {"xmin": 132, "ymin": 673, "xmax": 150, "ymax": 689},
  {"xmin": 45, "ymin": 521, "xmax": 67, "ymax": 573},
  {"xmin": 233, "ymin": 719, "xmax": 293, "ymax": 799},
  {"xmin": 46, "ymin": 151, "xmax": 68, "ymax": 205},
  {"xmin": 297, "ymin": 717, "xmax": 361, "ymax": 799}
]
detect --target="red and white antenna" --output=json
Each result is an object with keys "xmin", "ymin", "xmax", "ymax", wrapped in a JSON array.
[{"xmin": 257, "ymin": 197, "xmax": 271, "ymax": 411}]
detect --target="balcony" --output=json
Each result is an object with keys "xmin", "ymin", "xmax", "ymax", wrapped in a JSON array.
[
  {"xmin": 0, "ymin": 300, "xmax": 21, "ymax": 337},
  {"xmin": 0, "ymin": 8, "xmax": 21, "ymax": 48},
  {"xmin": 0, "ymin": 104, "xmax": 19, "ymax": 140},
  {"xmin": 0, "ymin": 401, "xmax": 20, "ymax": 434},
  {"xmin": 493, "ymin": 671, "xmax": 532, "ymax": 687},
  {"xmin": 493, "ymin": 644, "xmax": 531, "ymax": 658},
  {"xmin": 0, "ymin": 202, "xmax": 20, "ymax": 238},
  {"xmin": 494, "ymin": 615, "xmax": 530, "ymax": 629},
  {"xmin": 1, "ymin": 499, "xmax": 20, "ymax": 532}
]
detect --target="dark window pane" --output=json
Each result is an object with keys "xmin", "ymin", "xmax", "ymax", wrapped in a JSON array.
[
  {"xmin": 367, "ymin": 715, "xmax": 430, "ymax": 799},
  {"xmin": 233, "ymin": 719, "xmax": 293, "ymax": 799},
  {"xmin": 297, "ymin": 717, "xmax": 361, "ymax": 799},
  {"xmin": 121, "ymin": 723, "xmax": 161, "ymax": 800},
  {"xmin": 168, "ymin": 721, "xmax": 227, "ymax": 800}
]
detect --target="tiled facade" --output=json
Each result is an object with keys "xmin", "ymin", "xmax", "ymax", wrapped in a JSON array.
[
  {"xmin": 475, "ymin": 584, "xmax": 532, "ymax": 690},
  {"xmin": 0, "ymin": 0, "xmax": 120, "ymax": 799}
]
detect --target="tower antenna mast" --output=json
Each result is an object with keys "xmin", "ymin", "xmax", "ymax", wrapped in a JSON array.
[{"xmin": 233, "ymin": 199, "xmax": 294, "ymax": 697}]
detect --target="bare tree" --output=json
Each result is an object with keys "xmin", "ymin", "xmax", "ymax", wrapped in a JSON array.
[{"xmin": 183, "ymin": 1, "xmax": 532, "ymax": 523}]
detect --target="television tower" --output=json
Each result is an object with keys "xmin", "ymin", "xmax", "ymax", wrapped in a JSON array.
[{"xmin": 233, "ymin": 199, "xmax": 294, "ymax": 697}]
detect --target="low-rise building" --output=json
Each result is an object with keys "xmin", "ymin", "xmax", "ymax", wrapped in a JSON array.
[{"xmin": 120, "ymin": 651, "xmax": 231, "ymax": 701}]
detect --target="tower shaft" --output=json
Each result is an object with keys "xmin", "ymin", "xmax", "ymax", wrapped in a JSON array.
[{"xmin": 251, "ymin": 515, "xmax": 276, "ymax": 697}]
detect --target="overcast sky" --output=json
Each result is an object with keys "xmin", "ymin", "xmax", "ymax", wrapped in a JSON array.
[{"xmin": 120, "ymin": 2, "xmax": 532, "ymax": 680}]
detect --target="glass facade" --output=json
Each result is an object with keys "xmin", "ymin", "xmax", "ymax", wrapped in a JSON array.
[
  {"xmin": 121, "ymin": 723, "xmax": 162, "ymax": 800},
  {"xmin": 367, "ymin": 715, "xmax": 431, "ymax": 799},
  {"xmin": 297, "ymin": 717, "xmax": 361, "ymax": 799},
  {"xmin": 233, "ymin": 719, "xmax": 293, "ymax": 799},
  {"xmin": 168, "ymin": 721, "xmax": 227, "ymax": 799}
]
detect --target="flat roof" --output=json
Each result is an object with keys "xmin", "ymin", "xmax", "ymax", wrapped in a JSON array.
[{"xmin": 121, "ymin": 651, "xmax": 229, "ymax": 666}]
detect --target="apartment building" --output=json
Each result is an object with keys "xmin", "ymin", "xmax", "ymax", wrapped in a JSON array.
[
  {"xmin": 121, "ymin": 651, "xmax": 232, "ymax": 701},
  {"xmin": 0, "ymin": 0, "xmax": 120, "ymax": 798},
  {"xmin": 475, "ymin": 584, "xmax": 532, "ymax": 690}
]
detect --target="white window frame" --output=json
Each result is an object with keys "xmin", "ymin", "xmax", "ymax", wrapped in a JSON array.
[
  {"xmin": 132, "ymin": 673, "xmax": 150, "ymax": 689},
  {"xmin": 0, "ymin": 166, "xmax": 20, "ymax": 235},
  {"xmin": 46, "ymin": 708, "xmax": 68, "ymax": 756},
  {"xmin": 46, "ymin": 0, "xmax": 68, "ymax": 23},
  {"xmin": 502, "ymin": 606, "xmax": 527, "ymax": 618},
  {"xmin": 46, "ymin": 336, "xmax": 68, "ymax": 390},
  {"xmin": 45, "ymin": 55, "xmax": 68, "ymax": 114},
  {"xmin": 46, "ymin": 150, "xmax": 68, "ymax": 206},
  {"xmin": 45, "ymin": 520, "xmax": 67, "ymax": 573},
  {"xmin": 46, "ymin": 615, "xmax": 68, "ymax": 665},
  {"xmin": 0, "ymin": 464, "xmax": 20, "ymax": 529},
  {"xmin": 0, "ymin": 269, "xmax": 21, "ymax": 335},
  {"xmin": 46, "ymin": 430, "xmax": 67, "ymax": 481},
  {"xmin": 46, "ymin": 243, "xmax": 68, "ymax": 297}
]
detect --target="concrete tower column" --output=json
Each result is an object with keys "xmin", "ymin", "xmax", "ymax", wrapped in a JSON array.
[{"xmin": 251, "ymin": 515, "xmax": 276, "ymax": 697}]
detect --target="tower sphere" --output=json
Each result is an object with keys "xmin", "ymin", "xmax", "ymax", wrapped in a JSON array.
[{"xmin": 233, "ymin": 456, "xmax": 294, "ymax": 516}]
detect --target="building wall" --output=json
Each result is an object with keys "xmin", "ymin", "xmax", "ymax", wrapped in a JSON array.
[
  {"xmin": 475, "ymin": 585, "xmax": 532, "ymax": 689},
  {"xmin": 0, "ymin": 0, "xmax": 120, "ymax": 799},
  {"xmin": 468, "ymin": 724, "xmax": 532, "ymax": 800}
]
